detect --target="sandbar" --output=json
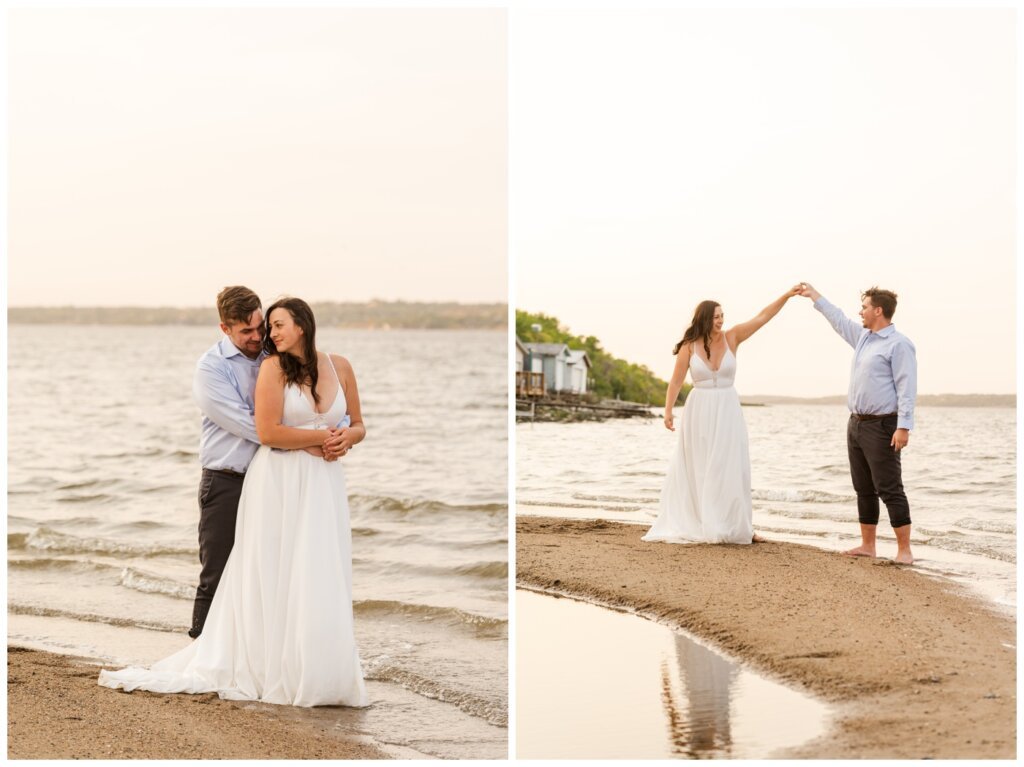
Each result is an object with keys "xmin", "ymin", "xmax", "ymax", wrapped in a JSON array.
[{"xmin": 516, "ymin": 516, "xmax": 1015, "ymax": 759}]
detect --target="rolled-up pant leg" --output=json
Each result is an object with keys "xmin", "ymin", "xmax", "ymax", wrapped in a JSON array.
[
  {"xmin": 847, "ymin": 415, "xmax": 911, "ymax": 529},
  {"xmin": 190, "ymin": 469, "xmax": 243, "ymax": 638}
]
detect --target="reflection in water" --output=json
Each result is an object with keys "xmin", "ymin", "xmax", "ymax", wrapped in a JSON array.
[
  {"xmin": 516, "ymin": 590, "xmax": 830, "ymax": 760},
  {"xmin": 664, "ymin": 634, "xmax": 738, "ymax": 758}
]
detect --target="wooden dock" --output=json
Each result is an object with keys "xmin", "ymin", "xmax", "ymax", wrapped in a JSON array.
[{"xmin": 515, "ymin": 394, "xmax": 653, "ymax": 422}]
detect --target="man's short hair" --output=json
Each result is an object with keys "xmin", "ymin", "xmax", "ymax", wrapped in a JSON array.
[
  {"xmin": 862, "ymin": 286, "xmax": 897, "ymax": 320},
  {"xmin": 216, "ymin": 286, "xmax": 261, "ymax": 325}
]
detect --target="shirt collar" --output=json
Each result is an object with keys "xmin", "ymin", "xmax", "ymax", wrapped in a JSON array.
[
  {"xmin": 874, "ymin": 324, "xmax": 896, "ymax": 338},
  {"xmin": 219, "ymin": 335, "xmax": 265, "ymax": 363}
]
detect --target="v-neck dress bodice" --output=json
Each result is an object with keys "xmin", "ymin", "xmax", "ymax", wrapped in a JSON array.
[
  {"xmin": 282, "ymin": 357, "xmax": 347, "ymax": 430},
  {"xmin": 690, "ymin": 338, "xmax": 736, "ymax": 389}
]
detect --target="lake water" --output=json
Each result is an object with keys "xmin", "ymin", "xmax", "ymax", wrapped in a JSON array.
[
  {"xmin": 7, "ymin": 325, "xmax": 508, "ymax": 759},
  {"xmin": 517, "ymin": 404, "xmax": 1016, "ymax": 611}
]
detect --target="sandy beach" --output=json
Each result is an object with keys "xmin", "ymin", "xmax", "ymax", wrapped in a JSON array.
[
  {"xmin": 7, "ymin": 647, "xmax": 391, "ymax": 759},
  {"xmin": 516, "ymin": 516, "xmax": 1016, "ymax": 759}
]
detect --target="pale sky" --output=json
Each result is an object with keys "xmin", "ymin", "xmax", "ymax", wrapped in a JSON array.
[
  {"xmin": 8, "ymin": 7, "xmax": 507, "ymax": 307},
  {"xmin": 511, "ymin": 8, "xmax": 1015, "ymax": 396}
]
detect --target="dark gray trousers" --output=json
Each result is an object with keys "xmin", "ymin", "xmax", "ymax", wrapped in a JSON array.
[
  {"xmin": 846, "ymin": 415, "xmax": 911, "ymax": 528},
  {"xmin": 189, "ymin": 468, "xmax": 244, "ymax": 638}
]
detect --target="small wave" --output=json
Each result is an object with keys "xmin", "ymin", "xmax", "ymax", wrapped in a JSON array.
[
  {"xmin": 11, "ymin": 526, "xmax": 194, "ymax": 558},
  {"xmin": 8, "ymin": 477, "xmax": 58, "ymax": 492},
  {"xmin": 354, "ymin": 600, "xmax": 507, "ymax": 631},
  {"xmin": 120, "ymin": 567, "xmax": 195, "ymax": 600},
  {"xmin": 110, "ymin": 520, "xmax": 170, "ymax": 532},
  {"xmin": 57, "ymin": 493, "xmax": 114, "ymax": 504},
  {"xmin": 351, "ymin": 528, "xmax": 508, "ymax": 551},
  {"xmin": 517, "ymin": 499, "xmax": 642, "ymax": 512},
  {"xmin": 752, "ymin": 489, "xmax": 855, "ymax": 504},
  {"xmin": 454, "ymin": 561, "xmax": 508, "ymax": 579},
  {"xmin": 916, "ymin": 486, "xmax": 972, "ymax": 495},
  {"xmin": 350, "ymin": 495, "xmax": 507, "ymax": 517},
  {"xmin": 751, "ymin": 526, "xmax": 832, "ymax": 538},
  {"xmin": 619, "ymin": 471, "xmax": 663, "ymax": 477},
  {"xmin": 759, "ymin": 508, "xmax": 852, "ymax": 523},
  {"xmin": 359, "ymin": 559, "xmax": 509, "ymax": 581},
  {"xmin": 8, "ymin": 532, "xmax": 29, "ymax": 549},
  {"xmin": 572, "ymin": 492, "xmax": 658, "ymax": 504},
  {"xmin": 139, "ymin": 485, "xmax": 182, "ymax": 495},
  {"xmin": 8, "ymin": 556, "xmax": 109, "ymax": 572},
  {"xmin": 920, "ymin": 536, "xmax": 1015, "ymax": 564},
  {"xmin": 56, "ymin": 480, "xmax": 104, "ymax": 491},
  {"xmin": 363, "ymin": 660, "xmax": 507, "ymax": 727},
  {"xmin": 8, "ymin": 602, "xmax": 184, "ymax": 633},
  {"xmin": 954, "ymin": 518, "xmax": 1016, "ymax": 535}
]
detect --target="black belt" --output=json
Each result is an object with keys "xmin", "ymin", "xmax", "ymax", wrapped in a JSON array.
[
  {"xmin": 206, "ymin": 467, "xmax": 246, "ymax": 478},
  {"xmin": 851, "ymin": 412, "xmax": 898, "ymax": 422}
]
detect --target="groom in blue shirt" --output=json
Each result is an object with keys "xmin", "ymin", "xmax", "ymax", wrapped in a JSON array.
[
  {"xmin": 189, "ymin": 286, "xmax": 348, "ymax": 637},
  {"xmin": 799, "ymin": 283, "xmax": 917, "ymax": 565}
]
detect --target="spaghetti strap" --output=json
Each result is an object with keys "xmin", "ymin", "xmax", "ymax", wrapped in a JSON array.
[{"xmin": 325, "ymin": 352, "xmax": 342, "ymax": 386}]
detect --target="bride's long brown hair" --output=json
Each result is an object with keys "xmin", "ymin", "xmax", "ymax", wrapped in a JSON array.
[
  {"xmin": 672, "ymin": 300, "xmax": 721, "ymax": 361},
  {"xmin": 263, "ymin": 297, "xmax": 321, "ymax": 405}
]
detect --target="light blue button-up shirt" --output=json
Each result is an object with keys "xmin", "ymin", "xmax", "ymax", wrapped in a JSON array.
[
  {"xmin": 193, "ymin": 337, "xmax": 267, "ymax": 472},
  {"xmin": 814, "ymin": 296, "xmax": 917, "ymax": 431}
]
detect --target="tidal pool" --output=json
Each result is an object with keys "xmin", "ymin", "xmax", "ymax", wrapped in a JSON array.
[{"xmin": 516, "ymin": 589, "xmax": 831, "ymax": 759}]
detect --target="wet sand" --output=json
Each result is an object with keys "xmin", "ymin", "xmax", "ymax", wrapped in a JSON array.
[
  {"xmin": 7, "ymin": 647, "xmax": 390, "ymax": 760},
  {"xmin": 516, "ymin": 516, "xmax": 1016, "ymax": 759}
]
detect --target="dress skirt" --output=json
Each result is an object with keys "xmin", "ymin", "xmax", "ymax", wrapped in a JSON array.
[
  {"xmin": 642, "ymin": 386, "xmax": 753, "ymax": 544},
  {"xmin": 98, "ymin": 445, "xmax": 368, "ymax": 707}
]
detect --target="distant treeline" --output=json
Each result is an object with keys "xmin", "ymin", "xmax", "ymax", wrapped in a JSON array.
[
  {"xmin": 9, "ymin": 301, "xmax": 507, "ymax": 330},
  {"xmin": 517, "ymin": 310, "xmax": 686, "ymax": 406},
  {"xmin": 745, "ymin": 394, "xmax": 1016, "ymax": 408}
]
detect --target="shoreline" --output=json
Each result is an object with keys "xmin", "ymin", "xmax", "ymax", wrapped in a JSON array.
[
  {"xmin": 516, "ymin": 516, "xmax": 1016, "ymax": 759},
  {"xmin": 7, "ymin": 646, "xmax": 393, "ymax": 760}
]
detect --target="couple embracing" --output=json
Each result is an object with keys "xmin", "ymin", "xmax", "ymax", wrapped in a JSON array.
[
  {"xmin": 644, "ymin": 282, "xmax": 917, "ymax": 565},
  {"xmin": 99, "ymin": 286, "xmax": 369, "ymax": 707}
]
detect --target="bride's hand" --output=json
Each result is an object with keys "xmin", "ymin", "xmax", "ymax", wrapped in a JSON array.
[
  {"xmin": 663, "ymin": 412, "xmax": 675, "ymax": 431},
  {"xmin": 324, "ymin": 427, "xmax": 355, "ymax": 459}
]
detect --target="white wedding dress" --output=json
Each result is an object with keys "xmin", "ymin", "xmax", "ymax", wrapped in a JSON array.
[
  {"xmin": 99, "ymin": 355, "xmax": 368, "ymax": 707},
  {"xmin": 642, "ymin": 337, "xmax": 753, "ymax": 544}
]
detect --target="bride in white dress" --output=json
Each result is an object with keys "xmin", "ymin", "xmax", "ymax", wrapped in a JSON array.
[
  {"xmin": 99, "ymin": 297, "xmax": 368, "ymax": 707},
  {"xmin": 643, "ymin": 287, "xmax": 801, "ymax": 545}
]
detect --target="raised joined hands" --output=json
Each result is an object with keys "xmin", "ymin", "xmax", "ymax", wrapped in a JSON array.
[{"xmin": 797, "ymin": 282, "xmax": 821, "ymax": 301}]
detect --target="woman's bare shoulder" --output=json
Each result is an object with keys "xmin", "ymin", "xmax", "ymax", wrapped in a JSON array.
[{"xmin": 328, "ymin": 353, "xmax": 354, "ymax": 375}]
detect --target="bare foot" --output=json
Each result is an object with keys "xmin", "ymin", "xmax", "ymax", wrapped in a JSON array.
[
  {"xmin": 842, "ymin": 546, "xmax": 877, "ymax": 558},
  {"xmin": 894, "ymin": 551, "xmax": 914, "ymax": 565},
  {"xmin": 752, "ymin": 534, "xmax": 766, "ymax": 543}
]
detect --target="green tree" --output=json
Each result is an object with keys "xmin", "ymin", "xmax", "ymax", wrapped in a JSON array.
[{"xmin": 516, "ymin": 310, "xmax": 689, "ymax": 405}]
